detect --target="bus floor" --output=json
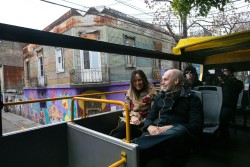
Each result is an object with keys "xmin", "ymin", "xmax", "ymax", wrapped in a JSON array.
[{"xmin": 186, "ymin": 122, "xmax": 250, "ymax": 167}]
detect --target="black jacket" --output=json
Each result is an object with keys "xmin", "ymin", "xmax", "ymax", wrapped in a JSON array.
[
  {"xmin": 221, "ymin": 76, "xmax": 244, "ymax": 109},
  {"xmin": 143, "ymin": 87, "xmax": 204, "ymax": 136}
]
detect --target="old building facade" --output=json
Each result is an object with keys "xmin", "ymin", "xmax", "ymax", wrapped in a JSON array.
[
  {"xmin": 23, "ymin": 8, "xmax": 176, "ymax": 125},
  {"xmin": 0, "ymin": 40, "xmax": 24, "ymax": 113}
]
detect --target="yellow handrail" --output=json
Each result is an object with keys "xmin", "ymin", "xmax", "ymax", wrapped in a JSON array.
[
  {"xmin": 109, "ymin": 151, "xmax": 127, "ymax": 167},
  {"xmin": 70, "ymin": 97, "xmax": 131, "ymax": 143},
  {"xmin": 2, "ymin": 90, "xmax": 130, "ymax": 140},
  {"xmin": 3, "ymin": 90, "xmax": 127, "ymax": 106}
]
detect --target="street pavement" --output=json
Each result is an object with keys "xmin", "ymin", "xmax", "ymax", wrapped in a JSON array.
[{"xmin": 2, "ymin": 111, "xmax": 41, "ymax": 134}]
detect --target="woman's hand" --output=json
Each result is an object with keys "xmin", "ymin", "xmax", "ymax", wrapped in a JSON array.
[{"xmin": 130, "ymin": 116, "xmax": 140, "ymax": 125}]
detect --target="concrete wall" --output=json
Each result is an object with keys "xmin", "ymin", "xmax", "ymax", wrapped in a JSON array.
[
  {"xmin": 0, "ymin": 41, "xmax": 24, "ymax": 103},
  {"xmin": 0, "ymin": 41, "xmax": 23, "ymax": 67}
]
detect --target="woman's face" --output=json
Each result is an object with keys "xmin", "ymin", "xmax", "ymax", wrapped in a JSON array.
[
  {"xmin": 133, "ymin": 74, "xmax": 144, "ymax": 91},
  {"xmin": 185, "ymin": 70, "xmax": 193, "ymax": 80}
]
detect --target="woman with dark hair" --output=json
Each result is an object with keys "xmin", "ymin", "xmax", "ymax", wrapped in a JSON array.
[
  {"xmin": 112, "ymin": 70, "xmax": 157, "ymax": 139},
  {"xmin": 183, "ymin": 65, "xmax": 203, "ymax": 89}
]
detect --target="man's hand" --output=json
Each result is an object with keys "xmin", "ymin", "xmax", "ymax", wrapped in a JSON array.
[
  {"xmin": 147, "ymin": 125, "xmax": 173, "ymax": 135},
  {"xmin": 158, "ymin": 125, "xmax": 173, "ymax": 133},
  {"xmin": 147, "ymin": 125, "xmax": 160, "ymax": 135}
]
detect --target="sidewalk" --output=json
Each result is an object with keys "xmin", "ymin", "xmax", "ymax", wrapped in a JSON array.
[{"xmin": 2, "ymin": 111, "xmax": 41, "ymax": 133}]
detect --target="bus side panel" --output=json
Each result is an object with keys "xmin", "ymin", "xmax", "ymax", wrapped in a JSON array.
[
  {"xmin": 0, "ymin": 123, "xmax": 68, "ymax": 167},
  {"xmin": 75, "ymin": 110, "xmax": 123, "ymax": 135},
  {"xmin": 68, "ymin": 123, "xmax": 139, "ymax": 167}
]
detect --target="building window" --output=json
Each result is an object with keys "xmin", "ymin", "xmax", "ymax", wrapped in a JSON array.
[
  {"xmin": 79, "ymin": 30, "xmax": 100, "ymax": 40},
  {"xmin": 38, "ymin": 56, "xmax": 44, "ymax": 77},
  {"xmin": 123, "ymin": 35, "xmax": 136, "ymax": 68},
  {"xmin": 40, "ymin": 102, "xmax": 46, "ymax": 108},
  {"xmin": 153, "ymin": 59, "xmax": 161, "ymax": 68},
  {"xmin": 37, "ymin": 50, "xmax": 44, "ymax": 77},
  {"xmin": 56, "ymin": 47, "xmax": 64, "ymax": 73},
  {"xmin": 153, "ymin": 41, "xmax": 162, "ymax": 51},
  {"xmin": 26, "ymin": 61, "xmax": 30, "ymax": 80},
  {"xmin": 153, "ymin": 41, "xmax": 162, "ymax": 69},
  {"xmin": 83, "ymin": 50, "xmax": 90, "ymax": 69},
  {"xmin": 152, "ymin": 58, "xmax": 161, "ymax": 80}
]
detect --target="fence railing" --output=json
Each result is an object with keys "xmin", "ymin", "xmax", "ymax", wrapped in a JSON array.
[
  {"xmin": 70, "ymin": 67, "xmax": 110, "ymax": 84},
  {"xmin": 28, "ymin": 75, "xmax": 47, "ymax": 87}
]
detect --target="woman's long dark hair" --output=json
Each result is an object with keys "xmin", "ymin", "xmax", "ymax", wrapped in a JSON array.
[
  {"xmin": 183, "ymin": 66, "xmax": 200, "ymax": 88},
  {"xmin": 130, "ymin": 70, "xmax": 150, "ymax": 99}
]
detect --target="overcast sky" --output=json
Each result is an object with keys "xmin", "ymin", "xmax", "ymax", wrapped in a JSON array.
[
  {"xmin": 1, "ymin": 0, "xmax": 249, "ymax": 32},
  {"xmin": 0, "ymin": 0, "xmax": 156, "ymax": 30}
]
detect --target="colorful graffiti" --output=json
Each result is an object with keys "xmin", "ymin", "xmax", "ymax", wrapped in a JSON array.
[
  {"xmin": 23, "ymin": 84, "xmax": 129, "ymax": 125},
  {"xmin": 24, "ymin": 89, "xmax": 77, "ymax": 125},
  {"xmin": 78, "ymin": 90, "xmax": 107, "ymax": 116}
]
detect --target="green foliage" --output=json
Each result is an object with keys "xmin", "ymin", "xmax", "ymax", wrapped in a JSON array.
[
  {"xmin": 170, "ymin": 0, "xmax": 231, "ymax": 19},
  {"xmin": 171, "ymin": 0, "xmax": 192, "ymax": 20},
  {"xmin": 146, "ymin": 0, "xmax": 249, "ymax": 39}
]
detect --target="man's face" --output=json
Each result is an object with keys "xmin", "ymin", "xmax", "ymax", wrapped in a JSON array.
[{"xmin": 161, "ymin": 70, "xmax": 177, "ymax": 92}]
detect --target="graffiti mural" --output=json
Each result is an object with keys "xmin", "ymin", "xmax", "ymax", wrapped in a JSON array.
[
  {"xmin": 23, "ymin": 84, "xmax": 129, "ymax": 125},
  {"xmin": 24, "ymin": 89, "xmax": 77, "ymax": 125},
  {"xmin": 78, "ymin": 90, "xmax": 107, "ymax": 116}
]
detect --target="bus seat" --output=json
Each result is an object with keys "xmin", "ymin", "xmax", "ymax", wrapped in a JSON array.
[
  {"xmin": 237, "ymin": 89, "xmax": 244, "ymax": 110},
  {"xmin": 191, "ymin": 90, "xmax": 202, "ymax": 102},
  {"xmin": 194, "ymin": 86, "xmax": 223, "ymax": 134}
]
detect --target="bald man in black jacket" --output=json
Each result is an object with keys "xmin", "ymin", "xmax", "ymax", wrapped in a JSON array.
[{"xmin": 134, "ymin": 69, "xmax": 204, "ymax": 167}]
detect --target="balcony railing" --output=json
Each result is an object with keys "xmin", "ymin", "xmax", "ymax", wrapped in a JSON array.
[
  {"xmin": 70, "ymin": 67, "xmax": 110, "ymax": 85},
  {"xmin": 38, "ymin": 76, "xmax": 47, "ymax": 86},
  {"xmin": 29, "ymin": 75, "xmax": 47, "ymax": 87}
]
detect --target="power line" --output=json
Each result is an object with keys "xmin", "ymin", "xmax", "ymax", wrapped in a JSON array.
[
  {"xmin": 159, "ymin": 20, "xmax": 250, "ymax": 27},
  {"xmin": 56, "ymin": 0, "xmax": 250, "ymax": 24},
  {"xmin": 40, "ymin": 0, "xmax": 250, "ymax": 36},
  {"xmin": 61, "ymin": 0, "xmax": 88, "ymax": 9},
  {"xmin": 135, "ymin": 9, "xmax": 250, "ymax": 23},
  {"xmin": 113, "ymin": 0, "xmax": 154, "ymax": 17},
  {"xmin": 127, "ymin": 0, "xmax": 250, "ymax": 19},
  {"xmin": 40, "ymin": 0, "xmax": 171, "ymax": 36},
  {"xmin": 137, "ymin": 10, "xmax": 250, "ymax": 21},
  {"xmin": 61, "ymin": 0, "xmax": 123, "ymax": 9}
]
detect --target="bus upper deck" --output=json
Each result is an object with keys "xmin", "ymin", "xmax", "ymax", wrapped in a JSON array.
[
  {"xmin": 172, "ymin": 30, "xmax": 250, "ymax": 72},
  {"xmin": 1, "ymin": 23, "xmax": 250, "ymax": 167}
]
